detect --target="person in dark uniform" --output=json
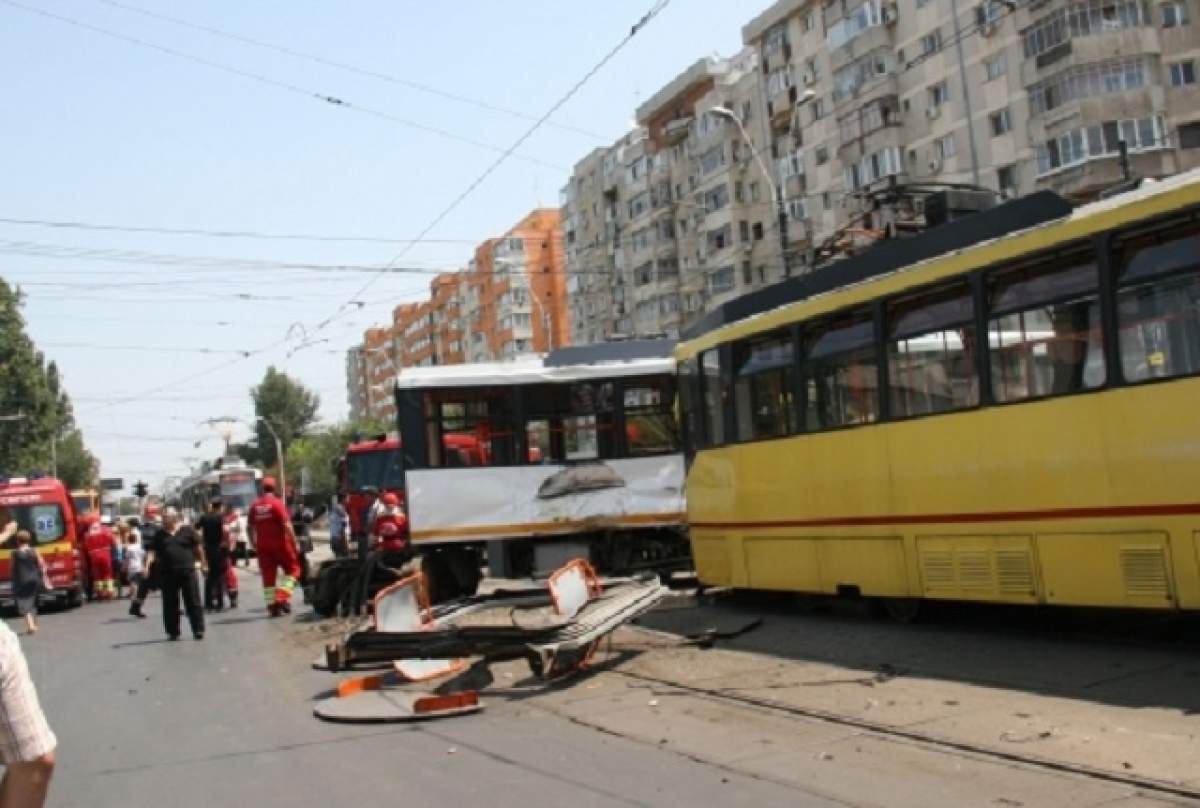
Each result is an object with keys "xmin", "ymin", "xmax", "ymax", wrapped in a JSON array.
[
  {"xmin": 197, "ymin": 500, "xmax": 230, "ymax": 611},
  {"xmin": 144, "ymin": 507, "xmax": 206, "ymax": 641}
]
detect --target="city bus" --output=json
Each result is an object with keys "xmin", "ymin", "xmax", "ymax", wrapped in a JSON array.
[
  {"xmin": 395, "ymin": 341, "xmax": 688, "ymax": 592},
  {"xmin": 675, "ymin": 170, "xmax": 1200, "ymax": 619}
]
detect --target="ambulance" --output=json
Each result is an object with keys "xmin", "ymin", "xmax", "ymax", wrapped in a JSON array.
[{"xmin": 0, "ymin": 476, "xmax": 86, "ymax": 608}]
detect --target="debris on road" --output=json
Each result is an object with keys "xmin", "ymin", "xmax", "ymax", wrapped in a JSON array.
[{"xmin": 315, "ymin": 560, "xmax": 667, "ymax": 723}]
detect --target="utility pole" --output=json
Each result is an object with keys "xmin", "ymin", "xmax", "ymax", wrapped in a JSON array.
[{"xmin": 950, "ymin": 0, "xmax": 983, "ymax": 187}]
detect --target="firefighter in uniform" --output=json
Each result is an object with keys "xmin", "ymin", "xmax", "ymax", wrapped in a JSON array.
[
  {"xmin": 371, "ymin": 493, "xmax": 410, "ymax": 555},
  {"xmin": 83, "ymin": 515, "xmax": 117, "ymax": 600},
  {"xmin": 247, "ymin": 477, "xmax": 300, "ymax": 617}
]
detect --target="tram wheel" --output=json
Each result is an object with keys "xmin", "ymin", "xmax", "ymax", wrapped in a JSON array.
[{"xmin": 880, "ymin": 597, "xmax": 922, "ymax": 624}]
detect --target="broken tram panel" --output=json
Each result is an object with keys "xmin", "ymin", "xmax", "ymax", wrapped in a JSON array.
[{"xmin": 393, "ymin": 341, "xmax": 691, "ymax": 581}]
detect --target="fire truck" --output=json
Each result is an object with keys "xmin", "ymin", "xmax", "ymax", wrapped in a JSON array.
[
  {"xmin": 337, "ymin": 436, "xmax": 404, "ymax": 538},
  {"xmin": 0, "ymin": 476, "xmax": 86, "ymax": 609}
]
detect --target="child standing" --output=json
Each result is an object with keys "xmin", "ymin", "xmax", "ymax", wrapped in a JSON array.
[
  {"xmin": 122, "ymin": 533, "xmax": 146, "ymax": 607},
  {"xmin": 11, "ymin": 531, "xmax": 50, "ymax": 636}
]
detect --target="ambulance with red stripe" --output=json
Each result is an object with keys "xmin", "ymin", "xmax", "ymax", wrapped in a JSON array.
[{"xmin": 0, "ymin": 476, "xmax": 86, "ymax": 608}]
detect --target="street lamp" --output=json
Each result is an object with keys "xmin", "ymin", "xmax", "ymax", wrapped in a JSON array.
[
  {"xmin": 256, "ymin": 417, "xmax": 286, "ymax": 501},
  {"xmin": 710, "ymin": 96, "xmax": 814, "ymax": 277}
]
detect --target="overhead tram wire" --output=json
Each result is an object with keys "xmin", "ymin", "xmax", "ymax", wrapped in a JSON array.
[
  {"xmin": 310, "ymin": 0, "xmax": 675, "ymax": 337},
  {"xmin": 0, "ymin": 0, "xmax": 564, "ymax": 171},
  {"xmin": 0, "ymin": 217, "xmax": 482, "ymax": 245},
  {"xmin": 93, "ymin": 0, "xmax": 609, "ymax": 143}
]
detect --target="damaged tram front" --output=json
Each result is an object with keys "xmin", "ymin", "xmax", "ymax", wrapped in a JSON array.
[{"xmin": 397, "ymin": 341, "xmax": 690, "ymax": 590}]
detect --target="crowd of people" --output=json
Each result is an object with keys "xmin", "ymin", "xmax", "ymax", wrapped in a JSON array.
[{"xmin": 0, "ymin": 477, "xmax": 415, "ymax": 807}]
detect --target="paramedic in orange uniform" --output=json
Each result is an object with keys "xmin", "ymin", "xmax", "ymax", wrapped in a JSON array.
[
  {"xmin": 371, "ymin": 493, "xmax": 410, "ymax": 555},
  {"xmin": 83, "ymin": 515, "xmax": 117, "ymax": 600},
  {"xmin": 246, "ymin": 477, "xmax": 300, "ymax": 617}
]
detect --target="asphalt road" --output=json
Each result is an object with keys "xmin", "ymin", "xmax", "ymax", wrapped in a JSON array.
[{"xmin": 15, "ymin": 569, "xmax": 826, "ymax": 808}]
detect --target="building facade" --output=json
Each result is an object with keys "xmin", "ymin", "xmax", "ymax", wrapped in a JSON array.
[
  {"xmin": 563, "ymin": 52, "xmax": 782, "ymax": 344},
  {"xmin": 742, "ymin": 0, "xmax": 1200, "ymax": 250},
  {"xmin": 564, "ymin": 0, "xmax": 1200, "ymax": 343},
  {"xmin": 349, "ymin": 209, "xmax": 569, "ymax": 419}
]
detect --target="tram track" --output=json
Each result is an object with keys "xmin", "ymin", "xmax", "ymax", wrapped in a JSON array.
[{"xmin": 601, "ymin": 660, "xmax": 1200, "ymax": 804}]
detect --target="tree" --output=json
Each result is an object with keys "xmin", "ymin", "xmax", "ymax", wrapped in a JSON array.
[
  {"xmin": 285, "ymin": 415, "xmax": 389, "ymax": 503},
  {"xmin": 0, "ymin": 280, "xmax": 97, "ymax": 482},
  {"xmin": 250, "ymin": 367, "xmax": 320, "ymax": 468}
]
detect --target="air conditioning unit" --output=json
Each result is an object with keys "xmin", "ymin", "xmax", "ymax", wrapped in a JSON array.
[
  {"xmin": 926, "ymin": 105, "xmax": 942, "ymax": 120},
  {"xmin": 742, "ymin": 244, "xmax": 754, "ymax": 254},
  {"xmin": 928, "ymin": 155, "xmax": 943, "ymax": 174},
  {"xmin": 882, "ymin": 3, "xmax": 898, "ymax": 25}
]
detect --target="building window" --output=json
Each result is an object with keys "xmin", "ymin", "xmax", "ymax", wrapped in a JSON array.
[
  {"xmin": 1180, "ymin": 122, "xmax": 1200, "ymax": 148},
  {"xmin": 739, "ymin": 220, "xmax": 751, "ymax": 243},
  {"xmin": 1170, "ymin": 60, "xmax": 1197, "ymax": 86},
  {"xmin": 706, "ymin": 224, "xmax": 733, "ymax": 253},
  {"xmin": 1028, "ymin": 57, "xmax": 1148, "ymax": 115},
  {"xmin": 699, "ymin": 145, "xmax": 726, "ymax": 175},
  {"xmin": 803, "ymin": 10, "xmax": 816, "ymax": 31},
  {"xmin": 708, "ymin": 267, "xmax": 736, "ymax": 295},
  {"xmin": 749, "ymin": 181, "xmax": 761, "ymax": 203},
  {"xmin": 703, "ymin": 183, "xmax": 730, "ymax": 212},
  {"xmin": 979, "ymin": 51, "xmax": 1008, "ymax": 81},
  {"xmin": 1162, "ymin": 1, "xmax": 1190, "ymax": 26},
  {"xmin": 1023, "ymin": 2, "xmax": 1150, "ymax": 60},
  {"xmin": 997, "ymin": 164, "xmax": 1018, "ymax": 194},
  {"xmin": 1035, "ymin": 115, "xmax": 1167, "ymax": 175},
  {"xmin": 928, "ymin": 81, "xmax": 950, "ymax": 108},
  {"xmin": 936, "ymin": 133, "xmax": 957, "ymax": 159},
  {"xmin": 815, "ymin": 145, "xmax": 829, "ymax": 164},
  {"xmin": 741, "ymin": 261, "xmax": 753, "ymax": 285},
  {"xmin": 822, "ymin": 191, "xmax": 832, "ymax": 210},
  {"xmin": 734, "ymin": 332, "xmax": 796, "ymax": 441},
  {"xmin": 990, "ymin": 108, "xmax": 1012, "ymax": 136},
  {"xmin": 888, "ymin": 282, "xmax": 979, "ymax": 417},
  {"xmin": 920, "ymin": 29, "xmax": 943, "ymax": 55},
  {"xmin": 752, "ymin": 222, "xmax": 765, "ymax": 241}
]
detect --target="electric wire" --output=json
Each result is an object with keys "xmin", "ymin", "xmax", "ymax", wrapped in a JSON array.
[
  {"xmin": 0, "ymin": 216, "xmax": 482, "ymax": 245},
  {"xmin": 93, "ymin": 0, "xmax": 610, "ymax": 142},
  {"xmin": 0, "ymin": 0, "xmax": 565, "ymax": 171},
  {"xmin": 309, "ymin": 0, "xmax": 675, "ymax": 338}
]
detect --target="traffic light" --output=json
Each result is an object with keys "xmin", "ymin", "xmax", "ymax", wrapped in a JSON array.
[{"xmin": 133, "ymin": 481, "xmax": 148, "ymax": 498}]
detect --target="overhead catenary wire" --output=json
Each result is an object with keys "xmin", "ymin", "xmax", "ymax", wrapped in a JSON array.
[
  {"xmin": 309, "ymin": 0, "xmax": 675, "ymax": 339},
  {"xmin": 0, "ymin": 0, "xmax": 564, "ymax": 171},
  {"xmin": 93, "ymin": 0, "xmax": 610, "ymax": 143},
  {"xmin": 0, "ymin": 216, "xmax": 484, "ymax": 245}
]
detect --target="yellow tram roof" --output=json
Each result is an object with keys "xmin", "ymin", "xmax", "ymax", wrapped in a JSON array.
[{"xmin": 676, "ymin": 168, "xmax": 1200, "ymax": 359}]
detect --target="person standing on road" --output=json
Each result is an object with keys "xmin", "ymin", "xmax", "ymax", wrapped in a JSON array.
[
  {"xmin": 128, "ymin": 511, "xmax": 163, "ymax": 619},
  {"xmin": 329, "ymin": 495, "xmax": 348, "ymax": 558},
  {"xmin": 144, "ymin": 507, "xmax": 206, "ymax": 641},
  {"xmin": 197, "ymin": 500, "xmax": 229, "ymax": 612},
  {"xmin": 247, "ymin": 477, "xmax": 301, "ymax": 617},
  {"xmin": 0, "ymin": 619, "xmax": 56, "ymax": 807},
  {"xmin": 83, "ymin": 515, "xmax": 117, "ymax": 601},
  {"xmin": 9, "ymin": 530, "xmax": 50, "ymax": 636},
  {"xmin": 122, "ymin": 532, "xmax": 146, "ymax": 607}
]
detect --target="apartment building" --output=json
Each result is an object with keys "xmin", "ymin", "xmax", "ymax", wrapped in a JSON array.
[
  {"xmin": 348, "ymin": 209, "xmax": 569, "ymax": 416},
  {"xmin": 563, "ymin": 51, "xmax": 781, "ymax": 344},
  {"xmin": 345, "ymin": 346, "xmax": 368, "ymax": 422},
  {"xmin": 742, "ymin": 0, "xmax": 1200, "ymax": 249}
]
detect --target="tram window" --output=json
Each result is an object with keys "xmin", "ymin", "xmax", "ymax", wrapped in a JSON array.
[
  {"xmin": 424, "ymin": 392, "xmax": 516, "ymax": 467},
  {"xmin": 1116, "ymin": 225, "xmax": 1200, "ymax": 383},
  {"xmin": 802, "ymin": 309, "xmax": 879, "ymax": 430},
  {"xmin": 733, "ymin": 332, "xmax": 796, "ymax": 440},
  {"xmin": 987, "ymin": 253, "xmax": 1104, "ymax": 402},
  {"xmin": 678, "ymin": 358, "xmax": 702, "ymax": 452},
  {"xmin": 624, "ymin": 379, "xmax": 679, "ymax": 455},
  {"xmin": 700, "ymin": 350, "xmax": 726, "ymax": 445},
  {"xmin": 522, "ymin": 382, "xmax": 614, "ymax": 463},
  {"xmin": 887, "ymin": 282, "xmax": 978, "ymax": 417}
]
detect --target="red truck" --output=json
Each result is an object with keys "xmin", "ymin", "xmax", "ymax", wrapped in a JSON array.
[{"xmin": 0, "ymin": 476, "xmax": 86, "ymax": 608}]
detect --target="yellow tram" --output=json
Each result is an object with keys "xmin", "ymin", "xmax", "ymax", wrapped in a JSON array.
[{"xmin": 675, "ymin": 171, "xmax": 1200, "ymax": 616}]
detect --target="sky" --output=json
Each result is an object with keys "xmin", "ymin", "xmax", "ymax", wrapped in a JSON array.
[{"xmin": 0, "ymin": 0, "xmax": 761, "ymax": 492}]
